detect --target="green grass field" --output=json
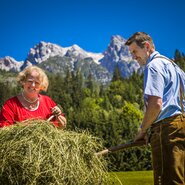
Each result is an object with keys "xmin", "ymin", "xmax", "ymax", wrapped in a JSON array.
[{"xmin": 109, "ymin": 171, "xmax": 154, "ymax": 185}]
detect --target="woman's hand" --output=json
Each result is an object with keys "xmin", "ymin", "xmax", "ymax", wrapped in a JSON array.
[
  {"xmin": 51, "ymin": 106, "xmax": 67, "ymax": 128},
  {"xmin": 51, "ymin": 106, "xmax": 62, "ymax": 116},
  {"xmin": 57, "ymin": 115, "xmax": 67, "ymax": 128}
]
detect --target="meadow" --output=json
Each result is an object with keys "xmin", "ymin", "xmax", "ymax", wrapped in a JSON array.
[{"xmin": 110, "ymin": 171, "xmax": 154, "ymax": 185}]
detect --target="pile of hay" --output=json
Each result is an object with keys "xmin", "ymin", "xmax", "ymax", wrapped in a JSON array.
[{"xmin": 0, "ymin": 120, "xmax": 111, "ymax": 185}]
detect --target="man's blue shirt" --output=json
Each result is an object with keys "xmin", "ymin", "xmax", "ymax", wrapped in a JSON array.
[{"xmin": 144, "ymin": 51, "xmax": 185, "ymax": 123}]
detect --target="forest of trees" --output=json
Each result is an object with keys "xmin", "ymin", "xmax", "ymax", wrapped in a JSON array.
[{"xmin": 0, "ymin": 50, "xmax": 184, "ymax": 171}]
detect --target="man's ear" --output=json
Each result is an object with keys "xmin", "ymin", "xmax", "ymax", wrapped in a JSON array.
[{"xmin": 144, "ymin": 41, "xmax": 151, "ymax": 51}]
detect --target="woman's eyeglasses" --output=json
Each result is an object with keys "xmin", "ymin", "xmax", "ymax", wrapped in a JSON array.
[{"xmin": 25, "ymin": 79, "xmax": 41, "ymax": 87}]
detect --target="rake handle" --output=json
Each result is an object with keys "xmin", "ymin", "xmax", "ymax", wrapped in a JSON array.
[
  {"xmin": 95, "ymin": 139, "xmax": 146, "ymax": 157},
  {"xmin": 47, "ymin": 115, "xmax": 55, "ymax": 122}
]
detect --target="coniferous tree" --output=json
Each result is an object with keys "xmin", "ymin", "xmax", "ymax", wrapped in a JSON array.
[
  {"xmin": 174, "ymin": 49, "xmax": 185, "ymax": 71},
  {"xmin": 71, "ymin": 70, "xmax": 84, "ymax": 109},
  {"xmin": 112, "ymin": 64, "xmax": 122, "ymax": 82},
  {"xmin": 85, "ymin": 73, "xmax": 94, "ymax": 96}
]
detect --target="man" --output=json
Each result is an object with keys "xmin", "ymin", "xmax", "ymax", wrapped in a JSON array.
[{"xmin": 125, "ymin": 32, "xmax": 185, "ymax": 185}]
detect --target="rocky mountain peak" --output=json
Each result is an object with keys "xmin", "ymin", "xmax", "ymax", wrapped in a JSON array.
[
  {"xmin": 26, "ymin": 41, "xmax": 103, "ymax": 65},
  {"xmin": 100, "ymin": 35, "xmax": 132, "ymax": 64},
  {"xmin": 26, "ymin": 41, "xmax": 67, "ymax": 64},
  {"xmin": 110, "ymin": 35, "xmax": 126, "ymax": 48},
  {"xmin": 0, "ymin": 56, "xmax": 23, "ymax": 72},
  {"xmin": 105, "ymin": 35, "xmax": 132, "ymax": 61},
  {"xmin": 71, "ymin": 44, "xmax": 82, "ymax": 51},
  {"xmin": 100, "ymin": 35, "xmax": 140, "ymax": 77},
  {"xmin": 65, "ymin": 44, "xmax": 89, "ymax": 59}
]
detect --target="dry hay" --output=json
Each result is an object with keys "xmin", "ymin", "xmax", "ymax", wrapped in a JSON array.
[{"xmin": 0, "ymin": 119, "xmax": 111, "ymax": 185}]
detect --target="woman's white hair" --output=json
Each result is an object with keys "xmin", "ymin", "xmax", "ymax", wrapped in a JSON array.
[{"xmin": 16, "ymin": 65, "xmax": 49, "ymax": 91}]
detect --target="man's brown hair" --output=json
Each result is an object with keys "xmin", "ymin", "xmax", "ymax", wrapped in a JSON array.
[{"xmin": 125, "ymin": 32, "xmax": 155, "ymax": 49}]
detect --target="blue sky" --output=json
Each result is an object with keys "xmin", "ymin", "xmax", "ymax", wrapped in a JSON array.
[{"xmin": 0, "ymin": 0, "xmax": 185, "ymax": 61}]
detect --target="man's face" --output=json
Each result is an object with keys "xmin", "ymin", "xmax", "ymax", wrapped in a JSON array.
[{"xmin": 128, "ymin": 42, "xmax": 149, "ymax": 66}]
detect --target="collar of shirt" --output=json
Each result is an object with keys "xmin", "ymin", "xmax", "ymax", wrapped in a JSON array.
[{"xmin": 146, "ymin": 51, "xmax": 160, "ymax": 67}]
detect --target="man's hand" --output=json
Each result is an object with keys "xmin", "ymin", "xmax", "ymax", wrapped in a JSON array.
[{"xmin": 134, "ymin": 128, "xmax": 147, "ymax": 143}]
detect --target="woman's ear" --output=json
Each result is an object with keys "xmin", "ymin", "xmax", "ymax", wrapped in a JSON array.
[
  {"xmin": 21, "ymin": 81, "xmax": 25, "ymax": 86},
  {"xmin": 38, "ymin": 85, "xmax": 44, "ymax": 91}
]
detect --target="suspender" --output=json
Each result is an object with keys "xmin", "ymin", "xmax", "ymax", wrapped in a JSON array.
[
  {"xmin": 180, "ymin": 85, "xmax": 185, "ymax": 114},
  {"xmin": 153, "ymin": 56, "xmax": 185, "ymax": 115}
]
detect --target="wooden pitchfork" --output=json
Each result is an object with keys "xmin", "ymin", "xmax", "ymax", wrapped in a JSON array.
[{"xmin": 95, "ymin": 139, "xmax": 146, "ymax": 157}]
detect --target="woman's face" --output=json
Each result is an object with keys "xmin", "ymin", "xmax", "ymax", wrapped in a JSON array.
[{"xmin": 23, "ymin": 70, "xmax": 42, "ymax": 95}]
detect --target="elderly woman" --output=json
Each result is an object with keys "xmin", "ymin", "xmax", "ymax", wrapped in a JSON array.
[{"xmin": 0, "ymin": 66, "xmax": 66, "ymax": 128}]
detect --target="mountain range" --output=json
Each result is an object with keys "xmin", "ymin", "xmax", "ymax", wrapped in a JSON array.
[{"xmin": 0, "ymin": 35, "xmax": 141, "ymax": 84}]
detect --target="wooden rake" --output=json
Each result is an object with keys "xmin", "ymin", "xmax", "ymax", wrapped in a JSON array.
[{"xmin": 95, "ymin": 139, "xmax": 146, "ymax": 157}]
